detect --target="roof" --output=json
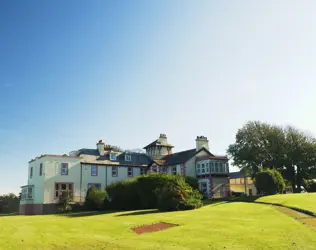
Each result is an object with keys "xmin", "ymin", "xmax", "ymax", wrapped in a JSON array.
[
  {"xmin": 143, "ymin": 139, "xmax": 174, "ymax": 149},
  {"xmin": 229, "ymin": 171, "xmax": 244, "ymax": 179},
  {"xmin": 209, "ymin": 155, "xmax": 229, "ymax": 160},
  {"xmin": 29, "ymin": 154, "xmax": 81, "ymax": 163},
  {"xmin": 80, "ymin": 151, "xmax": 151, "ymax": 167},
  {"xmin": 161, "ymin": 148, "xmax": 197, "ymax": 166},
  {"xmin": 116, "ymin": 152, "xmax": 151, "ymax": 166},
  {"xmin": 77, "ymin": 148, "xmax": 100, "ymax": 156}
]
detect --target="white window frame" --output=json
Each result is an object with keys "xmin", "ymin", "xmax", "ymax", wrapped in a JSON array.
[
  {"xmin": 172, "ymin": 166, "xmax": 177, "ymax": 175},
  {"xmin": 215, "ymin": 163, "xmax": 219, "ymax": 173},
  {"xmin": 197, "ymin": 164, "xmax": 201, "ymax": 174},
  {"xmin": 61, "ymin": 163, "xmax": 68, "ymax": 175},
  {"xmin": 210, "ymin": 162, "xmax": 214, "ymax": 173},
  {"xmin": 91, "ymin": 165, "xmax": 98, "ymax": 176},
  {"xmin": 206, "ymin": 162, "xmax": 209, "ymax": 173},
  {"xmin": 125, "ymin": 154, "xmax": 131, "ymax": 162},
  {"xmin": 110, "ymin": 153, "xmax": 117, "ymax": 161},
  {"xmin": 21, "ymin": 186, "xmax": 33, "ymax": 200},
  {"xmin": 112, "ymin": 166, "xmax": 118, "ymax": 177},
  {"xmin": 220, "ymin": 163, "xmax": 224, "ymax": 172},
  {"xmin": 128, "ymin": 167, "xmax": 133, "ymax": 177},
  {"xmin": 201, "ymin": 163, "xmax": 205, "ymax": 173}
]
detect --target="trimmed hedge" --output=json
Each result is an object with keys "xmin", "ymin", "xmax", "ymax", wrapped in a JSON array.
[{"xmin": 105, "ymin": 173, "xmax": 203, "ymax": 211}]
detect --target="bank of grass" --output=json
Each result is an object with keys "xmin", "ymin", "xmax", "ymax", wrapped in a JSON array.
[
  {"xmin": 255, "ymin": 193, "xmax": 316, "ymax": 215},
  {"xmin": 1, "ymin": 202, "xmax": 316, "ymax": 249}
]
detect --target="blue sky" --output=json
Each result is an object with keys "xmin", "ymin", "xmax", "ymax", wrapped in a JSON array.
[{"xmin": 1, "ymin": 1, "xmax": 316, "ymax": 194}]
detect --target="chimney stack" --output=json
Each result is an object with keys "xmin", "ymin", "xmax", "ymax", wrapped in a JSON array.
[
  {"xmin": 195, "ymin": 136, "xmax": 209, "ymax": 151},
  {"xmin": 96, "ymin": 139, "xmax": 105, "ymax": 156}
]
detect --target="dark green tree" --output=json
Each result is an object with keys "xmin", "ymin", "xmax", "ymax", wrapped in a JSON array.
[{"xmin": 228, "ymin": 121, "xmax": 316, "ymax": 192}]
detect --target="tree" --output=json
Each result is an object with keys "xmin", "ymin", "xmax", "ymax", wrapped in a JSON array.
[
  {"xmin": 85, "ymin": 187, "xmax": 108, "ymax": 210},
  {"xmin": 255, "ymin": 168, "xmax": 285, "ymax": 195},
  {"xmin": 228, "ymin": 121, "xmax": 316, "ymax": 192},
  {"xmin": 0, "ymin": 193, "xmax": 19, "ymax": 214}
]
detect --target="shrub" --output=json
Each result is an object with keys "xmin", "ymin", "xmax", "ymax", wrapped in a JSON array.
[
  {"xmin": 106, "ymin": 173, "xmax": 203, "ymax": 211},
  {"xmin": 85, "ymin": 187, "xmax": 108, "ymax": 210},
  {"xmin": 185, "ymin": 176, "xmax": 199, "ymax": 190},
  {"xmin": 57, "ymin": 190, "xmax": 72, "ymax": 213},
  {"xmin": 254, "ymin": 168, "xmax": 285, "ymax": 195}
]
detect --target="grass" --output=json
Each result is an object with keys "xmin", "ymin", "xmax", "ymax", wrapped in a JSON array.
[
  {"xmin": 1, "ymin": 202, "xmax": 316, "ymax": 249},
  {"xmin": 255, "ymin": 193, "xmax": 316, "ymax": 215}
]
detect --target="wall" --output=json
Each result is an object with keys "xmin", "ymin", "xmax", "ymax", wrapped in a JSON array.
[
  {"xmin": 43, "ymin": 156, "xmax": 82, "ymax": 204},
  {"xmin": 230, "ymin": 177, "xmax": 257, "ymax": 195}
]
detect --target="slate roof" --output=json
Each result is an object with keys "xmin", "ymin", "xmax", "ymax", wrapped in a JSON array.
[
  {"xmin": 116, "ymin": 152, "xmax": 151, "ymax": 166},
  {"xmin": 77, "ymin": 148, "xmax": 99, "ymax": 156},
  {"xmin": 229, "ymin": 171, "xmax": 244, "ymax": 179},
  {"xmin": 143, "ymin": 140, "xmax": 174, "ymax": 149},
  {"xmin": 161, "ymin": 148, "xmax": 197, "ymax": 166}
]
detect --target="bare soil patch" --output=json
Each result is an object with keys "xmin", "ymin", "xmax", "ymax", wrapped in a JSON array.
[{"xmin": 131, "ymin": 222, "xmax": 179, "ymax": 234}]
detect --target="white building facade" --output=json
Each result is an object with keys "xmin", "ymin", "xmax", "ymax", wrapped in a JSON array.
[{"xmin": 20, "ymin": 134, "xmax": 229, "ymax": 215}]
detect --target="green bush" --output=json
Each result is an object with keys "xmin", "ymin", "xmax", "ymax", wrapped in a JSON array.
[
  {"xmin": 254, "ymin": 168, "xmax": 285, "ymax": 195},
  {"xmin": 185, "ymin": 176, "xmax": 199, "ymax": 190},
  {"xmin": 85, "ymin": 187, "xmax": 108, "ymax": 210},
  {"xmin": 57, "ymin": 190, "xmax": 72, "ymax": 213},
  {"xmin": 106, "ymin": 173, "xmax": 203, "ymax": 211}
]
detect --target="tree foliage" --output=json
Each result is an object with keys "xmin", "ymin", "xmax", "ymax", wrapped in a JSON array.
[
  {"xmin": 0, "ymin": 193, "xmax": 19, "ymax": 214},
  {"xmin": 228, "ymin": 121, "xmax": 316, "ymax": 192},
  {"xmin": 255, "ymin": 168, "xmax": 285, "ymax": 195},
  {"xmin": 105, "ymin": 173, "xmax": 203, "ymax": 211},
  {"xmin": 85, "ymin": 187, "xmax": 108, "ymax": 210}
]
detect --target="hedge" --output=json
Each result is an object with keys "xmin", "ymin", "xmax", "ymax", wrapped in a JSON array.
[{"xmin": 105, "ymin": 173, "xmax": 203, "ymax": 211}]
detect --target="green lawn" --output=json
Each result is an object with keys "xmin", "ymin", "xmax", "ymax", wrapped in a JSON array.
[
  {"xmin": 1, "ymin": 202, "xmax": 315, "ymax": 250},
  {"xmin": 256, "ymin": 193, "xmax": 316, "ymax": 215}
]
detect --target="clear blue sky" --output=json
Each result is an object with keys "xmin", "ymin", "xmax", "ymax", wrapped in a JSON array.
[{"xmin": 1, "ymin": 1, "xmax": 316, "ymax": 194}]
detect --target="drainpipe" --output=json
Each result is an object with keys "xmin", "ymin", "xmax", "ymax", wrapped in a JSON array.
[{"xmin": 80, "ymin": 163, "xmax": 83, "ymax": 203}]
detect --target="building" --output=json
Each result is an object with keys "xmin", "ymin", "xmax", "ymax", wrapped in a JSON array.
[
  {"xmin": 229, "ymin": 171, "xmax": 257, "ymax": 196},
  {"xmin": 20, "ymin": 134, "xmax": 230, "ymax": 215}
]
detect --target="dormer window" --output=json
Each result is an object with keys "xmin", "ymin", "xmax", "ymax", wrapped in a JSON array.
[
  {"xmin": 110, "ymin": 153, "xmax": 116, "ymax": 161},
  {"xmin": 125, "ymin": 154, "xmax": 131, "ymax": 162}
]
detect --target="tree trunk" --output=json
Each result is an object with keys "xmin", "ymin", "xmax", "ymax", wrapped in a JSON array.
[{"xmin": 296, "ymin": 166, "xmax": 302, "ymax": 193}]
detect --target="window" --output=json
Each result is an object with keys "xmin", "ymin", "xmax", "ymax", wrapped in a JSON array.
[
  {"xmin": 152, "ymin": 166, "xmax": 157, "ymax": 172},
  {"xmin": 206, "ymin": 163, "xmax": 209, "ymax": 173},
  {"xmin": 54, "ymin": 183, "xmax": 73, "ymax": 198},
  {"xmin": 21, "ymin": 186, "xmax": 33, "ymax": 200},
  {"xmin": 220, "ymin": 163, "xmax": 224, "ymax": 172},
  {"xmin": 226, "ymin": 163, "xmax": 229, "ymax": 173},
  {"xmin": 91, "ymin": 165, "xmax": 98, "ymax": 176},
  {"xmin": 30, "ymin": 167, "xmax": 33, "ymax": 178},
  {"xmin": 210, "ymin": 163, "xmax": 214, "ymax": 173},
  {"xmin": 172, "ymin": 166, "xmax": 177, "ymax": 175},
  {"xmin": 201, "ymin": 182, "xmax": 207, "ymax": 195},
  {"xmin": 201, "ymin": 164, "xmax": 205, "ymax": 173},
  {"xmin": 140, "ymin": 168, "xmax": 146, "ymax": 175},
  {"xmin": 110, "ymin": 153, "xmax": 116, "ymax": 161},
  {"xmin": 125, "ymin": 154, "xmax": 131, "ymax": 161},
  {"xmin": 197, "ymin": 164, "xmax": 201, "ymax": 174},
  {"xmin": 215, "ymin": 163, "xmax": 219, "ymax": 173},
  {"xmin": 61, "ymin": 163, "xmax": 68, "ymax": 175},
  {"xmin": 39, "ymin": 163, "xmax": 43, "ymax": 176},
  {"xmin": 112, "ymin": 166, "xmax": 118, "ymax": 177},
  {"xmin": 87, "ymin": 183, "xmax": 101, "ymax": 190},
  {"xmin": 128, "ymin": 167, "xmax": 133, "ymax": 177}
]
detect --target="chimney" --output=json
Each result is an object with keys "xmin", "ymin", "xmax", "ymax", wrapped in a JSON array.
[
  {"xmin": 195, "ymin": 136, "xmax": 209, "ymax": 151},
  {"xmin": 96, "ymin": 139, "xmax": 105, "ymax": 156},
  {"xmin": 157, "ymin": 133, "xmax": 167, "ymax": 144}
]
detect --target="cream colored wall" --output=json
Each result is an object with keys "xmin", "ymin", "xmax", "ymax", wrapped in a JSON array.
[
  {"xmin": 42, "ymin": 157, "xmax": 82, "ymax": 204},
  {"xmin": 184, "ymin": 149, "xmax": 210, "ymax": 178},
  {"xmin": 24, "ymin": 159, "xmax": 45, "ymax": 204}
]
